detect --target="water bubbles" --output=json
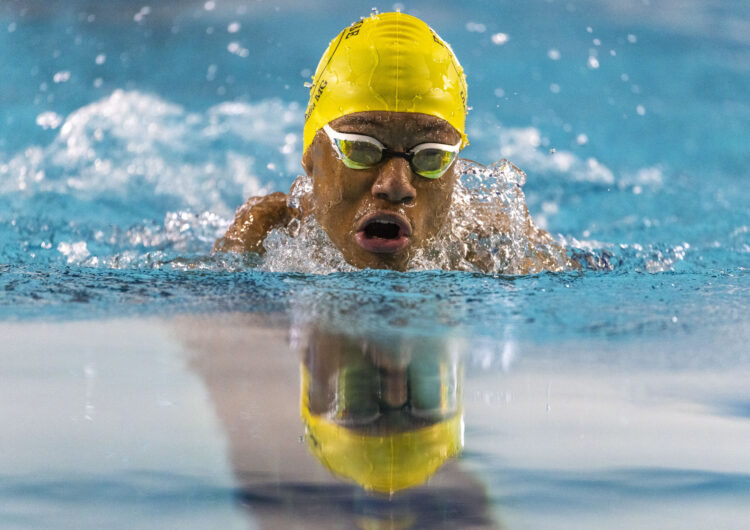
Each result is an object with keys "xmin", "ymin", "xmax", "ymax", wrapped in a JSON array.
[
  {"xmin": 53, "ymin": 70, "xmax": 71, "ymax": 83},
  {"xmin": 204, "ymin": 1, "xmax": 216, "ymax": 11},
  {"xmin": 58, "ymin": 241, "xmax": 90, "ymax": 264},
  {"xmin": 36, "ymin": 111, "xmax": 63, "ymax": 130},
  {"xmin": 593, "ymin": 38, "xmax": 601, "ymax": 46},
  {"xmin": 576, "ymin": 133, "xmax": 589, "ymax": 145},
  {"xmin": 133, "ymin": 6, "xmax": 151, "ymax": 23},
  {"xmin": 547, "ymin": 48, "xmax": 561, "ymax": 60},
  {"xmin": 636, "ymin": 104, "xmax": 646, "ymax": 116},
  {"xmin": 491, "ymin": 33, "xmax": 509, "ymax": 45},
  {"xmin": 227, "ymin": 22, "xmax": 241, "ymax": 33},
  {"xmin": 227, "ymin": 41, "xmax": 249, "ymax": 58},
  {"xmin": 8, "ymin": 22, "xmax": 17, "ymax": 33},
  {"xmin": 587, "ymin": 56, "xmax": 600, "ymax": 69},
  {"xmin": 627, "ymin": 34, "xmax": 638, "ymax": 44},
  {"xmin": 466, "ymin": 22, "xmax": 487, "ymax": 33},
  {"xmin": 550, "ymin": 83, "xmax": 561, "ymax": 94},
  {"xmin": 95, "ymin": 54, "xmax": 106, "ymax": 65}
]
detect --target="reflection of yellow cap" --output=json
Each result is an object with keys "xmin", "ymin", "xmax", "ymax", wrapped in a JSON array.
[
  {"xmin": 303, "ymin": 12, "xmax": 469, "ymax": 153},
  {"xmin": 300, "ymin": 365, "xmax": 464, "ymax": 494}
]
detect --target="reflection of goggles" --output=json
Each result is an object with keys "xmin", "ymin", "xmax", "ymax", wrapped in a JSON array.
[
  {"xmin": 323, "ymin": 124, "xmax": 461, "ymax": 179},
  {"xmin": 332, "ymin": 355, "xmax": 459, "ymax": 426}
]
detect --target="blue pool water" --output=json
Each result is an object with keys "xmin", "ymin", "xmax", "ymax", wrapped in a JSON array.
[{"xmin": 1, "ymin": 1, "xmax": 749, "ymax": 529}]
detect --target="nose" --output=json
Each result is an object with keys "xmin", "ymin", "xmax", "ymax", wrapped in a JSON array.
[{"xmin": 371, "ymin": 157, "xmax": 416, "ymax": 205}]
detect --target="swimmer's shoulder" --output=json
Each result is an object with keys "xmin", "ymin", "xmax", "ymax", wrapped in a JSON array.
[{"xmin": 213, "ymin": 192, "xmax": 297, "ymax": 254}]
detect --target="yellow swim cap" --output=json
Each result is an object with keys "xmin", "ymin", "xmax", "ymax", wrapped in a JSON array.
[
  {"xmin": 303, "ymin": 12, "xmax": 469, "ymax": 153},
  {"xmin": 300, "ymin": 365, "xmax": 464, "ymax": 494}
]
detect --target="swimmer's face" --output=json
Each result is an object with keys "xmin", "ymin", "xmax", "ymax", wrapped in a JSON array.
[{"xmin": 302, "ymin": 111, "xmax": 461, "ymax": 270}]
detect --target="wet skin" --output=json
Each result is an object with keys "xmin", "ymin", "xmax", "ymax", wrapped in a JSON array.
[{"xmin": 301, "ymin": 111, "xmax": 461, "ymax": 270}]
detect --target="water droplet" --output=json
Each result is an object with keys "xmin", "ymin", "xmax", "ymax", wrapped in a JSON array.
[
  {"xmin": 36, "ymin": 111, "xmax": 62, "ymax": 130},
  {"xmin": 53, "ymin": 70, "xmax": 71, "ymax": 83},
  {"xmin": 466, "ymin": 22, "xmax": 487, "ymax": 33},
  {"xmin": 491, "ymin": 32, "xmax": 509, "ymax": 45}
]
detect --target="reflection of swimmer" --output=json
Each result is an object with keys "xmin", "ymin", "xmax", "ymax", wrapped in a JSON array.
[
  {"xmin": 302, "ymin": 329, "xmax": 463, "ymax": 494},
  {"xmin": 214, "ymin": 12, "xmax": 573, "ymax": 273},
  {"xmin": 181, "ymin": 315, "xmax": 500, "ymax": 529}
]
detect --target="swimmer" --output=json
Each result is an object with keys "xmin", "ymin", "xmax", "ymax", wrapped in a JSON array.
[{"xmin": 214, "ymin": 12, "xmax": 572, "ymax": 273}]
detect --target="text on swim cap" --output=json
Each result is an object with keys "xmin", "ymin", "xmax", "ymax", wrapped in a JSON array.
[
  {"xmin": 345, "ymin": 20, "xmax": 364, "ymax": 39},
  {"xmin": 304, "ymin": 80, "xmax": 328, "ymax": 122}
]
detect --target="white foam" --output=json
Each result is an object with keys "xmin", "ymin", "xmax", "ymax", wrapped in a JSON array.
[
  {"xmin": 57, "ymin": 241, "xmax": 90, "ymax": 264},
  {"xmin": 495, "ymin": 126, "xmax": 615, "ymax": 185},
  {"xmin": 2, "ymin": 90, "xmax": 303, "ymax": 217}
]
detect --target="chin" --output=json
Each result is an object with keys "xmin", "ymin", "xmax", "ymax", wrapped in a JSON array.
[{"xmin": 345, "ymin": 245, "xmax": 411, "ymax": 271}]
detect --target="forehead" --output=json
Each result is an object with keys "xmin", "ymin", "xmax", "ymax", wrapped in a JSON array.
[{"xmin": 329, "ymin": 111, "xmax": 460, "ymax": 146}]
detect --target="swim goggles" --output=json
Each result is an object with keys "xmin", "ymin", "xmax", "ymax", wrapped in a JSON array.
[{"xmin": 323, "ymin": 124, "xmax": 461, "ymax": 179}]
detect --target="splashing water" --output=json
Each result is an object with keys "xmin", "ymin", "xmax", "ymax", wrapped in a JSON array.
[{"xmin": 262, "ymin": 159, "xmax": 601, "ymax": 274}]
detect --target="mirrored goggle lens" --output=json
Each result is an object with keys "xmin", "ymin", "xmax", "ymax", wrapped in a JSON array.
[
  {"xmin": 412, "ymin": 149, "xmax": 457, "ymax": 179},
  {"xmin": 335, "ymin": 138, "xmax": 383, "ymax": 169}
]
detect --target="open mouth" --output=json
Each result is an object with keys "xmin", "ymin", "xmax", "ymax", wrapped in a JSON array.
[{"xmin": 355, "ymin": 213, "xmax": 412, "ymax": 254}]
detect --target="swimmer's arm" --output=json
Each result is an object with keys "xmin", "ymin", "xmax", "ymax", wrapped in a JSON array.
[{"xmin": 212, "ymin": 192, "xmax": 297, "ymax": 254}]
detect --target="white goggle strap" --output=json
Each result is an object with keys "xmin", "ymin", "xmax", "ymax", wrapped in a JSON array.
[{"xmin": 323, "ymin": 124, "xmax": 385, "ymax": 158}]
